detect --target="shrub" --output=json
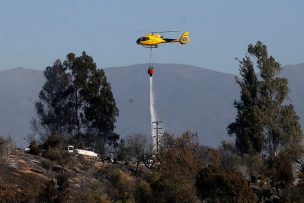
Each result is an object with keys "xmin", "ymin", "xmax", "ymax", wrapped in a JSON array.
[
  {"xmin": 135, "ymin": 179, "xmax": 152, "ymax": 202},
  {"xmin": 95, "ymin": 166, "xmax": 135, "ymax": 201},
  {"xmin": 56, "ymin": 174, "xmax": 70, "ymax": 201},
  {"xmin": 37, "ymin": 180, "xmax": 58, "ymax": 202},
  {"xmin": 0, "ymin": 180, "xmax": 18, "ymax": 202},
  {"xmin": 73, "ymin": 181, "xmax": 111, "ymax": 203},
  {"xmin": 0, "ymin": 136, "xmax": 15, "ymax": 158},
  {"xmin": 41, "ymin": 159, "xmax": 55, "ymax": 172},
  {"xmin": 19, "ymin": 174, "xmax": 44, "ymax": 202},
  {"xmin": 298, "ymin": 161, "xmax": 304, "ymax": 189},
  {"xmin": 195, "ymin": 166, "xmax": 257, "ymax": 202},
  {"xmin": 268, "ymin": 154, "xmax": 294, "ymax": 188},
  {"xmin": 45, "ymin": 147, "xmax": 71, "ymax": 164},
  {"xmin": 43, "ymin": 132, "xmax": 70, "ymax": 149},
  {"xmin": 28, "ymin": 139, "xmax": 41, "ymax": 155}
]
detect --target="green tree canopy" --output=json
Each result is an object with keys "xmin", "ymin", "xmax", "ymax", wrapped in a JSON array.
[
  {"xmin": 35, "ymin": 60, "xmax": 71, "ymax": 135},
  {"xmin": 35, "ymin": 52, "xmax": 119, "ymax": 153},
  {"xmin": 227, "ymin": 56, "xmax": 263, "ymax": 154},
  {"xmin": 228, "ymin": 41, "xmax": 303, "ymax": 160}
]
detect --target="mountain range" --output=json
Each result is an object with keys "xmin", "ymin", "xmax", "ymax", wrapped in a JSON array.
[{"xmin": 0, "ymin": 63, "xmax": 303, "ymax": 147}]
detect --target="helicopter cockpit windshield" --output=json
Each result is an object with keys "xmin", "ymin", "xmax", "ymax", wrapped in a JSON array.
[
  {"xmin": 141, "ymin": 37, "xmax": 149, "ymax": 41},
  {"xmin": 137, "ymin": 37, "xmax": 149, "ymax": 44}
]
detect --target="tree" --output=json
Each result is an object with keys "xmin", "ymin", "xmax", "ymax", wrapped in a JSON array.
[
  {"xmin": 227, "ymin": 56, "xmax": 263, "ymax": 154},
  {"xmin": 124, "ymin": 133, "xmax": 153, "ymax": 173},
  {"xmin": 35, "ymin": 60, "xmax": 71, "ymax": 136},
  {"xmin": 83, "ymin": 69, "xmax": 119, "ymax": 153},
  {"xmin": 63, "ymin": 52, "xmax": 89, "ymax": 136},
  {"xmin": 35, "ymin": 52, "xmax": 119, "ymax": 154},
  {"xmin": 148, "ymin": 131, "xmax": 203, "ymax": 202},
  {"xmin": 228, "ymin": 41, "xmax": 303, "ymax": 160},
  {"xmin": 248, "ymin": 41, "xmax": 303, "ymax": 160},
  {"xmin": 63, "ymin": 52, "xmax": 119, "ymax": 153}
]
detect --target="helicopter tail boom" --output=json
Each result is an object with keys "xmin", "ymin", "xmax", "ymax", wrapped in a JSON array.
[{"xmin": 179, "ymin": 32, "xmax": 190, "ymax": 44}]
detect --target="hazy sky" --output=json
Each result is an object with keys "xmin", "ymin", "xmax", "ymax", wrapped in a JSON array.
[{"xmin": 0, "ymin": 0, "xmax": 303, "ymax": 74}]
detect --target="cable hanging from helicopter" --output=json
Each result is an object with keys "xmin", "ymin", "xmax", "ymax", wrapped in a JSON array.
[
  {"xmin": 148, "ymin": 47, "xmax": 154, "ymax": 77},
  {"xmin": 136, "ymin": 31, "xmax": 190, "ymax": 77}
]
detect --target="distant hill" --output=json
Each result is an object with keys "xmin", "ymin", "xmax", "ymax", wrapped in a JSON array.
[
  {"xmin": 105, "ymin": 64, "xmax": 238, "ymax": 147},
  {"xmin": 0, "ymin": 68, "xmax": 44, "ymax": 146},
  {"xmin": 0, "ymin": 63, "xmax": 304, "ymax": 147}
]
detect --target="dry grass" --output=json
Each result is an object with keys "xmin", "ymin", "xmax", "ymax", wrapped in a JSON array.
[{"xmin": 0, "ymin": 148, "xmax": 142, "ymax": 202}]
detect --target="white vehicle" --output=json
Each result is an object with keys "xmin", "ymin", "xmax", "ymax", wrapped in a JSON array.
[
  {"xmin": 67, "ymin": 145, "xmax": 74, "ymax": 153},
  {"xmin": 67, "ymin": 145, "xmax": 99, "ymax": 158},
  {"xmin": 74, "ymin": 149, "xmax": 98, "ymax": 158}
]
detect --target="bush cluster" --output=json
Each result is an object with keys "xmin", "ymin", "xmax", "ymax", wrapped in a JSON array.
[{"xmin": 0, "ymin": 136, "xmax": 15, "ymax": 158}]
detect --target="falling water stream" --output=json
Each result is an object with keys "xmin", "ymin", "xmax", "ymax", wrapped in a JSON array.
[{"xmin": 150, "ymin": 77, "xmax": 157, "ymax": 149}]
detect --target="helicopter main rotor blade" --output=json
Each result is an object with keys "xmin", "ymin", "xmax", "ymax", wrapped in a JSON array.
[{"xmin": 155, "ymin": 31, "xmax": 179, "ymax": 33}]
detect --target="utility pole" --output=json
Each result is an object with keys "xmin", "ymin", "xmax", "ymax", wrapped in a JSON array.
[{"xmin": 152, "ymin": 121, "xmax": 162, "ymax": 154}]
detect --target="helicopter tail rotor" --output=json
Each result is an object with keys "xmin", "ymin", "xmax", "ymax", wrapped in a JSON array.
[{"xmin": 179, "ymin": 32, "xmax": 190, "ymax": 44}]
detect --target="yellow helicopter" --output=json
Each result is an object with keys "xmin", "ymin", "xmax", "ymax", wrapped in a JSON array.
[{"xmin": 136, "ymin": 31, "xmax": 190, "ymax": 48}]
